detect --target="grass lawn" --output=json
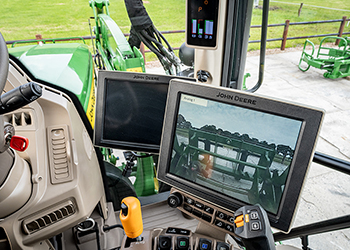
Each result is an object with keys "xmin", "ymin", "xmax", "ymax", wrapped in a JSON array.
[
  {"xmin": 1, "ymin": 0, "xmax": 186, "ymax": 39},
  {"xmin": 1, "ymin": 0, "xmax": 350, "ymax": 60}
]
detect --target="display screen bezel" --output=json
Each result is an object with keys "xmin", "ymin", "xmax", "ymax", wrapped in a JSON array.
[{"xmin": 157, "ymin": 79, "xmax": 324, "ymax": 233}]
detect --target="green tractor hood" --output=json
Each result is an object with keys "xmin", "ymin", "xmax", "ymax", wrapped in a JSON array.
[{"xmin": 9, "ymin": 43, "xmax": 94, "ymax": 112}]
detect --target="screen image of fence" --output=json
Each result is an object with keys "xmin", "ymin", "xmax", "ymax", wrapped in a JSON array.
[{"xmin": 169, "ymin": 94, "xmax": 303, "ymax": 214}]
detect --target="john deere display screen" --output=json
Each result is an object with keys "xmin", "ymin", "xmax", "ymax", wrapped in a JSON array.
[
  {"xmin": 186, "ymin": 0, "xmax": 219, "ymax": 48},
  {"xmin": 157, "ymin": 79, "xmax": 324, "ymax": 232},
  {"xmin": 94, "ymin": 71, "xmax": 194, "ymax": 153},
  {"xmin": 170, "ymin": 93, "xmax": 302, "ymax": 215}
]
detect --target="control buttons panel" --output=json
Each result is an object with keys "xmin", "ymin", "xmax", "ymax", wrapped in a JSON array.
[
  {"xmin": 155, "ymin": 228, "xmax": 237, "ymax": 250},
  {"xmin": 171, "ymin": 190, "xmax": 238, "ymax": 236},
  {"xmin": 165, "ymin": 191, "xmax": 276, "ymax": 250},
  {"xmin": 232, "ymin": 205, "xmax": 276, "ymax": 250},
  {"xmin": 233, "ymin": 208, "xmax": 263, "ymax": 235}
]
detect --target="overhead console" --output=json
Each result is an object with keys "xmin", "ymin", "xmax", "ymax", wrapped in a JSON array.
[{"xmin": 157, "ymin": 79, "xmax": 324, "ymax": 233}]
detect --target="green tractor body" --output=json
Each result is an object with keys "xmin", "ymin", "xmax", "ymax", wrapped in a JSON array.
[
  {"xmin": 9, "ymin": 43, "xmax": 96, "ymax": 127},
  {"xmin": 89, "ymin": 0, "xmax": 145, "ymax": 73}
]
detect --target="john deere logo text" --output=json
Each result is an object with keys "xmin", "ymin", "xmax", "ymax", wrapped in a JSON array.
[{"xmin": 216, "ymin": 92, "xmax": 256, "ymax": 105}]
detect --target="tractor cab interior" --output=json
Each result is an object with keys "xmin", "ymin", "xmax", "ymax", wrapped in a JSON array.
[
  {"xmin": 1, "ymin": 0, "xmax": 349, "ymax": 250},
  {"xmin": 90, "ymin": 67, "xmax": 323, "ymax": 250}
]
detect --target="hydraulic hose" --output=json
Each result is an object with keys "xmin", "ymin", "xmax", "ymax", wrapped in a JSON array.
[
  {"xmin": 124, "ymin": 0, "xmax": 153, "ymax": 31},
  {"xmin": 123, "ymin": 0, "xmax": 181, "ymax": 75},
  {"xmin": 124, "ymin": 0, "xmax": 153, "ymax": 49}
]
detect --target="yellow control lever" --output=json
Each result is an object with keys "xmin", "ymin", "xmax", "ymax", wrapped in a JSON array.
[{"xmin": 119, "ymin": 197, "xmax": 143, "ymax": 239}]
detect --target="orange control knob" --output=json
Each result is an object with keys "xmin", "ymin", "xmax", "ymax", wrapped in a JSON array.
[{"xmin": 120, "ymin": 197, "xmax": 143, "ymax": 239}]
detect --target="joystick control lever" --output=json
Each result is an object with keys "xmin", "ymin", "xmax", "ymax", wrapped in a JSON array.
[
  {"xmin": 120, "ymin": 197, "xmax": 143, "ymax": 240},
  {"xmin": 0, "ymin": 82, "xmax": 42, "ymax": 115},
  {"xmin": 233, "ymin": 205, "xmax": 276, "ymax": 250}
]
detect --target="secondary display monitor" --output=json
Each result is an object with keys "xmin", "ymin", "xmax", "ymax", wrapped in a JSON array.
[
  {"xmin": 94, "ymin": 71, "xmax": 195, "ymax": 153},
  {"xmin": 186, "ymin": 0, "xmax": 219, "ymax": 49},
  {"xmin": 157, "ymin": 79, "xmax": 324, "ymax": 232}
]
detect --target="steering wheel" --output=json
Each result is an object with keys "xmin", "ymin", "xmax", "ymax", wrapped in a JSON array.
[{"xmin": 0, "ymin": 32, "xmax": 9, "ymax": 95}]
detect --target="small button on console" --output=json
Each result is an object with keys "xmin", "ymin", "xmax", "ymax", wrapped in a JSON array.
[
  {"xmin": 227, "ymin": 216, "xmax": 235, "ymax": 224},
  {"xmin": 158, "ymin": 236, "xmax": 172, "ymax": 250},
  {"xmin": 193, "ymin": 209, "xmax": 202, "ymax": 218},
  {"xmin": 204, "ymin": 206, "xmax": 214, "ymax": 214},
  {"xmin": 183, "ymin": 204, "xmax": 193, "ymax": 213},
  {"xmin": 194, "ymin": 202, "xmax": 204, "ymax": 209},
  {"xmin": 185, "ymin": 197, "xmax": 194, "ymax": 205},
  {"xmin": 225, "ymin": 224, "xmax": 234, "ymax": 232},
  {"xmin": 199, "ymin": 238, "xmax": 212, "ymax": 250},
  {"xmin": 202, "ymin": 214, "xmax": 212, "ymax": 223},
  {"xmin": 251, "ymin": 221, "xmax": 261, "ymax": 231},
  {"xmin": 216, "ymin": 211, "xmax": 227, "ymax": 220},
  {"xmin": 214, "ymin": 220, "xmax": 226, "ymax": 228},
  {"xmin": 176, "ymin": 236, "xmax": 189, "ymax": 250},
  {"xmin": 250, "ymin": 210, "xmax": 259, "ymax": 220},
  {"xmin": 216, "ymin": 242, "xmax": 230, "ymax": 250}
]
